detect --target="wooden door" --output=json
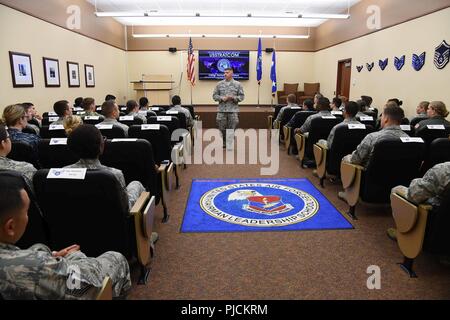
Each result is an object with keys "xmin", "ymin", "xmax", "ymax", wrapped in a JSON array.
[{"xmin": 336, "ymin": 59, "xmax": 352, "ymax": 98}]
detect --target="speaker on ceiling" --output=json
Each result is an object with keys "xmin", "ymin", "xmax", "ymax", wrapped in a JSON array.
[
  {"xmin": 169, "ymin": 47, "xmax": 177, "ymax": 53},
  {"xmin": 265, "ymin": 48, "xmax": 274, "ymax": 53}
]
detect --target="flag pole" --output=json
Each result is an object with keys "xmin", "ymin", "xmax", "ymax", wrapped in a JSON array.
[{"xmin": 190, "ymin": 84, "xmax": 193, "ymax": 105}]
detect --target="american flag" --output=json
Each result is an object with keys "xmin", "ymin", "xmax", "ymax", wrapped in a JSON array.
[{"xmin": 187, "ymin": 37, "xmax": 196, "ymax": 86}]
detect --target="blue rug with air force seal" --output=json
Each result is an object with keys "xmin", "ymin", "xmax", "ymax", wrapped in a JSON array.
[{"xmin": 181, "ymin": 178, "xmax": 353, "ymax": 233}]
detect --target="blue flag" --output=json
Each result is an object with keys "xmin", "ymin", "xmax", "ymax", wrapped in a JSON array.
[
  {"xmin": 270, "ymin": 50, "xmax": 277, "ymax": 96},
  {"xmin": 256, "ymin": 38, "xmax": 262, "ymax": 84}
]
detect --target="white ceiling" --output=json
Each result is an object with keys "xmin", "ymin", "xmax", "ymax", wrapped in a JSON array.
[{"xmin": 88, "ymin": 0, "xmax": 361, "ymax": 27}]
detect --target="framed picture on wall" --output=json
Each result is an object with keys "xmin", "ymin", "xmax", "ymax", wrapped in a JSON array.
[
  {"xmin": 67, "ymin": 61, "xmax": 80, "ymax": 87},
  {"xmin": 9, "ymin": 51, "xmax": 34, "ymax": 87},
  {"xmin": 43, "ymin": 57, "xmax": 61, "ymax": 87},
  {"xmin": 84, "ymin": 64, "xmax": 95, "ymax": 87}
]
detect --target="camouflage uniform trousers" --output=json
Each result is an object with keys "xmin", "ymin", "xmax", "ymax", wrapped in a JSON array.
[{"xmin": 216, "ymin": 112, "xmax": 239, "ymax": 147}]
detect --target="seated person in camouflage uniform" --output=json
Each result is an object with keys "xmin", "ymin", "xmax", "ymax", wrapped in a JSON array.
[
  {"xmin": 2, "ymin": 104, "xmax": 40, "ymax": 152},
  {"xmin": 317, "ymin": 101, "xmax": 362, "ymax": 149},
  {"xmin": 98, "ymin": 100, "xmax": 129, "ymax": 137},
  {"xmin": 169, "ymin": 95, "xmax": 193, "ymax": 128},
  {"xmin": 0, "ymin": 124, "xmax": 36, "ymax": 184},
  {"xmin": 64, "ymin": 124, "xmax": 159, "ymax": 247},
  {"xmin": 339, "ymin": 103, "xmax": 409, "ymax": 201},
  {"xmin": 286, "ymin": 99, "xmax": 315, "ymax": 128},
  {"xmin": 0, "ymin": 174, "xmax": 131, "ymax": 300},
  {"xmin": 81, "ymin": 98, "xmax": 103, "ymax": 118},
  {"xmin": 410, "ymin": 101, "xmax": 429, "ymax": 122},
  {"xmin": 414, "ymin": 101, "xmax": 450, "ymax": 131},
  {"xmin": 126, "ymin": 100, "xmax": 147, "ymax": 124},
  {"xmin": 139, "ymin": 97, "xmax": 150, "ymax": 111},
  {"xmin": 331, "ymin": 97, "xmax": 342, "ymax": 112},
  {"xmin": 74, "ymin": 97, "xmax": 83, "ymax": 109},
  {"xmin": 52, "ymin": 100, "xmax": 73, "ymax": 126},
  {"xmin": 295, "ymin": 97, "xmax": 332, "ymax": 137},
  {"xmin": 388, "ymin": 161, "xmax": 450, "ymax": 241},
  {"xmin": 275, "ymin": 94, "xmax": 299, "ymax": 124},
  {"xmin": 22, "ymin": 102, "xmax": 41, "ymax": 135}
]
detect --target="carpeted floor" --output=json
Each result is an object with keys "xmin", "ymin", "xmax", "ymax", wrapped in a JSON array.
[{"xmin": 129, "ymin": 132, "xmax": 450, "ymax": 300}]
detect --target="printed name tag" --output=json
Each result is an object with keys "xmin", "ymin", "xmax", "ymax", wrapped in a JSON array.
[
  {"xmin": 74, "ymin": 107, "xmax": 83, "ymax": 112},
  {"xmin": 360, "ymin": 116, "xmax": 374, "ymax": 121},
  {"xmin": 348, "ymin": 124, "xmax": 366, "ymax": 130},
  {"xmin": 400, "ymin": 125, "xmax": 411, "ymax": 131},
  {"xmin": 151, "ymin": 107, "xmax": 160, "ymax": 111},
  {"xmin": 84, "ymin": 116, "xmax": 100, "ymax": 120},
  {"xmin": 138, "ymin": 111, "xmax": 148, "ymax": 115},
  {"xmin": 427, "ymin": 125, "xmax": 445, "ymax": 130},
  {"xmin": 119, "ymin": 116, "xmax": 134, "ymax": 121},
  {"xmin": 96, "ymin": 107, "xmax": 102, "ymax": 111},
  {"xmin": 120, "ymin": 107, "xmax": 127, "ymax": 111},
  {"xmin": 322, "ymin": 116, "xmax": 337, "ymax": 119},
  {"xmin": 369, "ymin": 107, "xmax": 375, "ymax": 111},
  {"xmin": 49, "ymin": 125, "xmax": 64, "ymax": 130},
  {"xmin": 76, "ymin": 111, "xmax": 86, "ymax": 115},
  {"xmin": 157, "ymin": 116, "xmax": 172, "ymax": 121},
  {"xmin": 112, "ymin": 139, "xmax": 138, "ymax": 143},
  {"xmin": 166, "ymin": 111, "xmax": 179, "ymax": 115},
  {"xmin": 96, "ymin": 124, "xmax": 113, "ymax": 130},
  {"xmin": 48, "ymin": 112, "xmax": 58, "ymax": 116},
  {"xmin": 290, "ymin": 107, "xmax": 302, "ymax": 110},
  {"xmin": 49, "ymin": 117, "xmax": 59, "ymax": 122},
  {"xmin": 50, "ymin": 138, "xmax": 68, "ymax": 145},
  {"xmin": 400, "ymin": 137, "xmax": 424, "ymax": 143},
  {"xmin": 142, "ymin": 124, "xmax": 160, "ymax": 130},
  {"xmin": 331, "ymin": 111, "xmax": 343, "ymax": 116},
  {"xmin": 47, "ymin": 168, "xmax": 87, "ymax": 180}
]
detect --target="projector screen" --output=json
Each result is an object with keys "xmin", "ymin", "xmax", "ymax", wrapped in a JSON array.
[{"xmin": 198, "ymin": 50, "xmax": 250, "ymax": 80}]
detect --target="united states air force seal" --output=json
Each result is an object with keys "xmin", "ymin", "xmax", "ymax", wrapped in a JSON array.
[{"xmin": 200, "ymin": 183, "xmax": 319, "ymax": 227}]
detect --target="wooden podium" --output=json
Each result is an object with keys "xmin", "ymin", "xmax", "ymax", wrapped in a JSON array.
[{"xmin": 131, "ymin": 75, "xmax": 175, "ymax": 105}]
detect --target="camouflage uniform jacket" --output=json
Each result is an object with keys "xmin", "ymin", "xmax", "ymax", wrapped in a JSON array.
[
  {"xmin": 299, "ymin": 110, "xmax": 332, "ymax": 134},
  {"xmin": 275, "ymin": 103, "xmax": 300, "ymax": 123},
  {"xmin": 213, "ymin": 79, "xmax": 245, "ymax": 113},
  {"xmin": 0, "ymin": 243, "xmax": 130, "ymax": 300},
  {"xmin": 98, "ymin": 118, "xmax": 129, "ymax": 137},
  {"xmin": 64, "ymin": 159, "xmax": 145, "ymax": 211},
  {"xmin": 327, "ymin": 117, "xmax": 361, "ymax": 148},
  {"xmin": 350, "ymin": 125, "xmax": 409, "ymax": 167},
  {"xmin": 170, "ymin": 105, "xmax": 193, "ymax": 127},
  {"xmin": 0, "ymin": 156, "xmax": 37, "ymax": 185}
]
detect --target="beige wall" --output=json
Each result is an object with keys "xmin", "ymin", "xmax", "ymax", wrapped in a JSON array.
[
  {"xmin": 0, "ymin": 5, "xmax": 128, "ymax": 115},
  {"xmin": 127, "ymin": 51, "xmax": 314, "ymax": 105},
  {"xmin": 314, "ymin": 7, "xmax": 450, "ymax": 119}
]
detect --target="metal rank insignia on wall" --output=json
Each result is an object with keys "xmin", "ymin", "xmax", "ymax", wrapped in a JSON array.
[{"xmin": 434, "ymin": 40, "xmax": 450, "ymax": 70}]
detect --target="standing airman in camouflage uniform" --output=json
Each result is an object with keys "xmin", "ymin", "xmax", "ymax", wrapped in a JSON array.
[
  {"xmin": 213, "ymin": 68, "xmax": 245, "ymax": 148},
  {"xmin": 0, "ymin": 174, "xmax": 131, "ymax": 300}
]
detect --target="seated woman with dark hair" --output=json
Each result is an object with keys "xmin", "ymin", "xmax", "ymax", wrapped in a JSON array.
[
  {"xmin": 2, "ymin": 104, "xmax": 40, "ymax": 152},
  {"xmin": 415, "ymin": 101, "xmax": 450, "ymax": 131}
]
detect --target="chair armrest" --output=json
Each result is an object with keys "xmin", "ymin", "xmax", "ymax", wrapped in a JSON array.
[
  {"xmin": 295, "ymin": 133, "xmax": 306, "ymax": 161},
  {"xmin": 273, "ymin": 120, "xmax": 281, "ymax": 130},
  {"xmin": 268, "ymin": 115, "xmax": 273, "ymax": 131},
  {"xmin": 340, "ymin": 161, "xmax": 365, "ymax": 207},
  {"xmin": 96, "ymin": 277, "xmax": 112, "ymax": 300},
  {"xmin": 130, "ymin": 191, "xmax": 150, "ymax": 216},
  {"xmin": 159, "ymin": 162, "xmax": 174, "ymax": 192},
  {"xmin": 283, "ymin": 126, "xmax": 291, "ymax": 151},
  {"xmin": 313, "ymin": 143, "xmax": 328, "ymax": 179}
]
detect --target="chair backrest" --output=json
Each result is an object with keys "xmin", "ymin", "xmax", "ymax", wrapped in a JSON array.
[
  {"xmin": 23, "ymin": 126, "xmax": 38, "ymax": 135},
  {"xmin": 290, "ymin": 111, "xmax": 317, "ymax": 129},
  {"xmin": 128, "ymin": 125, "xmax": 171, "ymax": 165},
  {"xmin": 272, "ymin": 105, "xmax": 286, "ymax": 122},
  {"xmin": 41, "ymin": 117, "xmax": 60, "ymax": 127},
  {"xmin": 420, "ymin": 138, "xmax": 450, "ymax": 175},
  {"xmin": 280, "ymin": 107, "xmax": 303, "ymax": 127},
  {"xmin": 416, "ymin": 125, "xmax": 450, "ymax": 149},
  {"xmin": 100, "ymin": 139, "xmax": 158, "ymax": 197},
  {"xmin": 356, "ymin": 114, "xmax": 376, "ymax": 128},
  {"xmin": 306, "ymin": 116, "xmax": 343, "ymax": 159},
  {"xmin": 284, "ymin": 83, "xmax": 299, "ymax": 95},
  {"xmin": 97, "ymin": 125, "xmax": 127, "ymax": 139},
  {"xmin": 118, "ymin": 116, "xmax": 144, "ymax": 127},
  {"xmin": 40, "ymin": 126, "xmax": 67, "ymax": 139},
  {"xmin": 327, "ymin": 124, "xmax": 374, "ymax": 176},
  {"xmin": 410, "ymin": 117, "xmax": 428, "ymax": 127},
  {"xmin": 82, "ymin": 116, "xmax": 104, "ymax": 126},
  {"xmin": 361, "ymin": 138, "xmax": 425, "ymax": 203},
  {"xmin": 148, "ymin": 116, "xmax": 180, "ymax": 137},
  {"xmin": 38, "ymin": 139, "xmax": 79, "ymax": 168},
  {"xmin": 33, "ymin": 169, "xmax": 132, "ymax": 258},
  {"xmin": 303, "ymin": 83, "xmax": 320, "ymax": 96},
  {"xmin": 0, "ymin": 170, "xmax": 50, "ymax": 249},
  {"xmin": 424, "ymin": 186, "xmax": 450, "ymax": 255},
  {"xmin": 160, "ymin": 110, "xmax": 187, "ymax": 129},
  {"xmin": 400, "ymin": 124, "xmax": 415, "ymax": 137},
  {"xmin": 8, "ymin": 141, "xmax": 40, "ymax": 169}
]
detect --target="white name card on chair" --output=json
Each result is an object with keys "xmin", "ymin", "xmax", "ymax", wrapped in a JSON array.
[
  {"xmin": 400, "ymin": 137, "xmax": 424, "ymax": 143},
  {"xmin": 50, "ymin": 138, "xmax": 68, "ymax": 145},
  {"xmin": 96, "ymin": 107, "xmax": 102, "ymax": 111},
  {"xmin": 400, "ymin": 125, "xmax": 412, "ymax": 131},
  {"xmin": 427, "ymin": 125, "xmax": 445, "ymax": 130},
  {"xmin": 96, "ymin": 124, "xmax": 113, "ymax": 130},
  {"xmin": 331, "ymin": 111, "xmax": 343, "ymax": 116},
  {"xmin": 49, "ymin": 117, "xmax": 59, "ymax": 123},
  {"xmin": 120, "ymin": 107, "xmax": 127, "ymax": 111},
  {"xmin": 157, "ymin": 116, "xmax": 172, "ymax": 122},
  {"xmin": 48, "ymin": 112, "xmax": 58, "ymax": 116},
  {"xmin": 47, "ymin": 168, "xmax": 87, "ymax": 180},
  {"xmin": 76, "ymin": 111, "xmax": 86, "ymax": 116},
  {"xmin": 348, "ymin": 124, "xmax": 366, "ymax": 130},
  {"xmin": 49, "ymin": 125, "xmax": 64, "ymax": 130},
  {"xmin": 84, "ymin": 116, "xmax": 100, "ymax": 120},
  {"xmin": 369, "ymin": 107, "xmax": 376, "ymax": 111},
  {"xmin": 322, "ymin": 116, "xmax": 337, "ymax": 119},
  {"xmin": 360, "ymin": 116, "xmax": 374, "ymax": 121},
  {"xmin": 138, "ymin": 111, "xmax": 148, "ymax": 115},
  {"xmin": 166, "ymin": 111, "xmax": 179, "ymax": 115},
  {"xmin": 151, "ymin": 107, "xmax": 160, "ymax": 111},
  {"xmin": 142, "ymin": 124, "xmax": 160, "ymax": 131},
  {"xmin": 74, "ymin": 107, "xmax": 83, "ymax": 112},
  {"xmin": 119, "ymin": 116, "xmax": 134, "ymax": 121},
  {"xmin": 290, "ymin": 107, "xmax": 302, "ymax": 110},
  {"xmin": 112, "ymin": 139, "xmax": 138, "ymax": 143}
]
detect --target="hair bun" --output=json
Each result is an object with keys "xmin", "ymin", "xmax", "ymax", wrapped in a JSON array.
[{"xmin": 399, "ymin": 101, "xmax": 403, "ymax": 106}]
